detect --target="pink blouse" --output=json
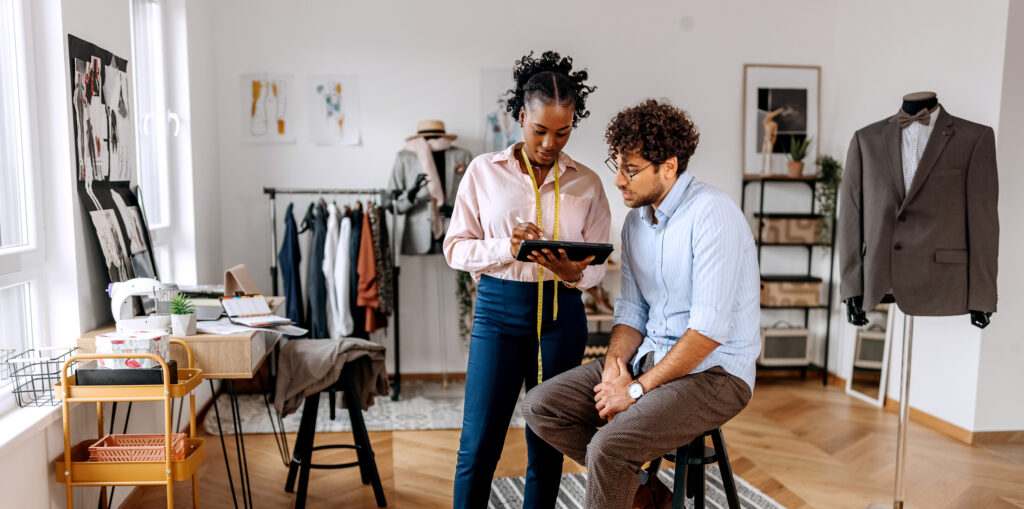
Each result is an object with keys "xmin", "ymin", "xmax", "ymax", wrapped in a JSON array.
[{"xmin": 443, "ymin": 144, "xmax": 611, "ymax": 290}]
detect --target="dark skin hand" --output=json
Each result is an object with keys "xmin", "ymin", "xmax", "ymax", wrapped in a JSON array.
[{"xmin": 509, "ymin": 221, "xmax": 593, "ymax": 282}]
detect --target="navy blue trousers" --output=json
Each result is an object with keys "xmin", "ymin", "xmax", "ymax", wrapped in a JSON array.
[{"xmin": 453, "ymin": 275, "xmax": 588, "ymax": 509}]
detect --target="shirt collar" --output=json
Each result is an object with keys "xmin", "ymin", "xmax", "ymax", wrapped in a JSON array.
[
  {"xmin": 491, "ymin": 143, "xmax": 578, "ymax": 176},
  {"xmin": 641, "ymin": 171, "xmax": 694, "ymax": 226}
]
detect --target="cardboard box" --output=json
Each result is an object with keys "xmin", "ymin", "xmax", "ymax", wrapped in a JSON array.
[
  {"xmin": 757, "ymin": 214, "xmax": 820, "ymax": 244},
  {"xmin": 760, "ymin": 277, "xmax": 822, "ymax": 307}
]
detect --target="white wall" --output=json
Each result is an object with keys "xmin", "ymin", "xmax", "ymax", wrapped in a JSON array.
[
  {"xmin": 974, "ymin": 1, "xmax": 1024, "ymax": 433},
  {"xmin": 827, "ymin": 0, "xmax": 1011, "ymax": 432},
  {"xmin": 207, "ymin": 0, "xmax": 842, "ymax": 373}
]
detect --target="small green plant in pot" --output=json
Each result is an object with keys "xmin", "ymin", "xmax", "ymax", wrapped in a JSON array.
[
  {"xmin": 787, "ymin": 135, "xmax": 813, "ymax": 177},
  {"xmin": 815, "ymin": 154, "xmax": 843, "ymax": 245},
  {"xmin": 169, "ymin": 294, "xmax": 197, "ymax": 336}
]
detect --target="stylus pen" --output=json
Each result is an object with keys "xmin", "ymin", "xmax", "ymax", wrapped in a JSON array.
[{"xmin": 515, "ymin": 216, "xmax": 550, "ymax": 240}]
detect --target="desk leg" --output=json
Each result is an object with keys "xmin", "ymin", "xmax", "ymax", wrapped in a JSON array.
[
  {"xmin": 228, "ymin": 380, "xmax": 255, "ymax": 509},
  {"xmin": 209, "ymin": 380, "xmax": 240, "ymax": 509}
]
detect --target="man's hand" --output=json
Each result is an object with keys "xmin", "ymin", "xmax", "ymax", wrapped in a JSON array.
[{"xmin": 593, "ymin": 357, "xmax": 636, "ymax": 421}]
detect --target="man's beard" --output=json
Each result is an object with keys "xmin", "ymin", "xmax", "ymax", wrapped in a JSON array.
[{"xmin": 623, "ymin": 183, "xmax": 664, "ymax": 209}]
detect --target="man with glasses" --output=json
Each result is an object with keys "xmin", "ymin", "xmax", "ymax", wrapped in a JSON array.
[{"xmin": 522, "ymin": 99, "xmax": 761, "ymax": 508}]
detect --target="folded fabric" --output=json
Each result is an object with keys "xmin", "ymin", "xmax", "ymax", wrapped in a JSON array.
[{"xmin": 273, "ymin": 337, "xmax": 389, "ymax": 418}]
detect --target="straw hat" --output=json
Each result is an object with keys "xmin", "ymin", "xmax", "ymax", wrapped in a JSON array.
[{"xmin": 406, "ymin": 120, "xmax": 457, "ymax": 141}]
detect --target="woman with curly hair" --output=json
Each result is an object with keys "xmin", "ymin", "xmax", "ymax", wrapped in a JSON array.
[{"xmin": 443, "ymin": 51, "xmax": 611, "ymax": 508}]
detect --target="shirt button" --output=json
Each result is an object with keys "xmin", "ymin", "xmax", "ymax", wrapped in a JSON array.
[
  {"xmin": 898, "ymin": 214, "xmax": 906, "ymax": 222},
  {"xmin": 894, "ymin": 243, "xmax": 902, "ymax": 250},
  {"xmin": 659, "ymin": 322, "xmax": 664, "ymax": 326},
  {"xmin": 662, "ymin": 293, "xmax": 667, "ymax": 298}
]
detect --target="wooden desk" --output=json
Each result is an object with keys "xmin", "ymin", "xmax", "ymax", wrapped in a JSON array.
[{"xmin": 78, "ymin": 296, "xmax": 285, "ymax": 379}]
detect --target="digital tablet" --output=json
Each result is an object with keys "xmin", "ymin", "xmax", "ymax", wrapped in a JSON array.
[{"xmin": 515, "ymin": 239, "xmax": 614, "ymax": 265}]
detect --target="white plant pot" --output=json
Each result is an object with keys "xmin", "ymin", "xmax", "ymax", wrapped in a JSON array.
[{"xmin": 171, "ymin": 313, "xmax": 197, "ymax": 336}]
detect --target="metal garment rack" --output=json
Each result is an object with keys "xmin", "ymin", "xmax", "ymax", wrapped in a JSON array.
[{"xmin": 263, "ymin": 187, "xmax": 403, "ymax": 401}]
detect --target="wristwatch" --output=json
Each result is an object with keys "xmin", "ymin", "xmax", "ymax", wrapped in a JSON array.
[{"xmin": 627, "ymin": 381, "xmax": 644, "ymax": 400}]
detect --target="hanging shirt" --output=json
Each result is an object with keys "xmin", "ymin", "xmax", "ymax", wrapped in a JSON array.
[
  {"xmin": 306, "ymin": 201, "xmax": 330, "ymax": 339},
  {"xmin": 277, "ymin": 203, "xmax": 304, "ymax": 326},
  {"xmin": 323, "ymin": 203, "xmax": 341, "ymax": 339},
  {"xmin": 901, "ymin": 107, "xmax": 940, "ymax": 193},
  {"xmin": 335, "ymin": 214, "xmax": 354, "ymax": 337},
  {"xmin": 347, "ymin": 205, "xmax": 368, "ymax": 339},
  {"xmin": 357, "ymin": 206, "xmax": 380, "ymax": 333}
]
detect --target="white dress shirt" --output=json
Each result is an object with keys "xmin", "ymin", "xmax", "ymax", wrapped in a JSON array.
[{"xmin": 901, "ymin": 107, "xmax": 940, "ymax": 193}]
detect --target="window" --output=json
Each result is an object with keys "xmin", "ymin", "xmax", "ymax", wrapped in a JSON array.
[
  {"xmin": 0, "ymin": 0, "xmax": 29, "ymax": 252},
  {"xmin": 0, "ymin": 0, "xmax": 43, "ymax": 396},
  {"xmin": 131, "ymin": 0, "xmax": 171, "ymax": 230}
]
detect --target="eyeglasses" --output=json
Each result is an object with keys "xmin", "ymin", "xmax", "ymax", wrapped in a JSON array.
[{"xmin": 605, "ymin": 157, "xmax": 655, "ymax": 181}]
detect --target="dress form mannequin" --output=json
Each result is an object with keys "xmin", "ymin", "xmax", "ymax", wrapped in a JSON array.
[{"xmin": 843, "ymin": 92, "xmax": 993, "ymax": 329}]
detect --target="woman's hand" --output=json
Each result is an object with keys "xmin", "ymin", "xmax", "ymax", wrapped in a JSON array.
[
  {"xmin": 527, "ymin": 248, "xmax": 594, "ymax": 283},
  {"xmin": 510, "ymin": 221, "xmax": 547, "ymax": 259}
]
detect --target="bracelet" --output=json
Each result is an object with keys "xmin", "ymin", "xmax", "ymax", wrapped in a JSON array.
[{"xmin": 561, "ymin": 271, "xmax": 584, "ymax": 289}]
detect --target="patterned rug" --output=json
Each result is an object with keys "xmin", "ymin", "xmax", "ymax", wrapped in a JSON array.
[
  {"xmin": 203, "ymin": 380, "xmax": 527, "ymax": 434},
  {"xmin": 489, "ymin": 465, "xmax": 786, "ymax": 509}
]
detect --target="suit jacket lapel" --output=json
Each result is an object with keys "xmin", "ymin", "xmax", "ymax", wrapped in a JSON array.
[
  {"xmin": 882, "ymin": 116, "xmax": 906, "ymax": 202},
  {"xmin": 902, "ymin": 107, "xmax": 954, "ymax": 209}
]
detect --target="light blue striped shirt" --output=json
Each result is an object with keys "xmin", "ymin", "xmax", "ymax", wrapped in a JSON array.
[{"xmin": 614, "ymin": 172, "xmax": 761, "ymax": 393}]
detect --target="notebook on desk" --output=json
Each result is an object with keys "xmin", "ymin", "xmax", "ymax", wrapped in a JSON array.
[{"xmin": 220, "ymin": 295, "xmax": 294, "ymax": 328}]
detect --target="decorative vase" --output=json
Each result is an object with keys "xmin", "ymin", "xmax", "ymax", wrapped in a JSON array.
[
  {"xmin": 787, "ymin": 161, "xmax": 805, "ymax": 178},
  {"xmin": 171, "ymin": 313, "xmax": 197, "ymax": 336}
]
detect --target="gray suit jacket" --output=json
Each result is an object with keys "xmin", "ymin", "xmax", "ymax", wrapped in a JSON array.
[
  {"xmin": 389, "ymin": 146, "xmax": 473, "ymax": 254},
  {"xmin": 838, "ymin": 107, "xmax": 998, "ymax": 316}
]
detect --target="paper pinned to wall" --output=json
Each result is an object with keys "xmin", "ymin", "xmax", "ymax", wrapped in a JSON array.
[
  {"xmin": 308, "ymin": 74, "xmax": 361, "ymax": 146},
  {"xmin": 240, "ymin": 73, "xmax": 295, "ymax": 143}
]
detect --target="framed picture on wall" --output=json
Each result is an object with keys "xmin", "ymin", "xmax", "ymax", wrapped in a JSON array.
[{"xmin": 742, "ymin": 64, "xmax": 820, "ymax": 177}]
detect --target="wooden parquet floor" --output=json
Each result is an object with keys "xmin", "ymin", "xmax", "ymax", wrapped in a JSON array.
[{"xmin": 123, "ymin": 378, "xmax": 1024, "ymax": 508}]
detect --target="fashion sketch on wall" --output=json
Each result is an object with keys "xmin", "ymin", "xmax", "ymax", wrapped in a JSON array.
[
  {"xmin": 68, "ymin": 35, "xmax": 157, "ymax": 284},
  {"xmin": 742, "ymin": 64, "xmax": 820, "ymax": 176},
  {"xmin": 308, "ymin": 74, "xmax": 361, "ymax": 146},
  {"xmin": 480, "ymin": 69, "xmax": 523, "ymax": 153},
  {"xmin": 69, "ymin": 34, "xmax": 134, "ymax": 186},
  {"xmin": 240, "ymin": 73, "xmax": 295, "ymax": 143}
]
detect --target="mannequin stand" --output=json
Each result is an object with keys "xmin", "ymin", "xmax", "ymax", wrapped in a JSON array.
[{"xmin": 868, "ymin": 312, "xmax": 914, "ymax": 509}]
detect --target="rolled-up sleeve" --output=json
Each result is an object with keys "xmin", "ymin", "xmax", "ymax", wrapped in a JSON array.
[
  {"xmin": 613, "ymin": 219, "xmax": 649, "ymax": 333},
  {"xmin": 443, "ymin": 164, "xmax": 515, "ymax": 275},
  {"xmin": 577, "ymin": 179, "xmax": 611, "ymax": 290},
  {"xmin": 686, "ymin": 199, "xmax": 745, "ymax": 344}
]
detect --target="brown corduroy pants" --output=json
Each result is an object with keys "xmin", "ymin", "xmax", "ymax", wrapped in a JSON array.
[{"xmin": 521, "ymin": 358, "xmax": 751, "ymax": 509}]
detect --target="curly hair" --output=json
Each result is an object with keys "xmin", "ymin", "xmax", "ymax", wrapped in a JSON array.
[
  {"xmin": 605, "ymin": 99, "xmax": 700, "ymax": 176},
  {"xmin": 505, "ymin": 51, "xmax": 596, "ymax": 128}
]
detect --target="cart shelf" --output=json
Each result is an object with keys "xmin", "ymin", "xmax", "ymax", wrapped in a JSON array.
[
  {"xmin": 54, "ymin": 368, "xmax": 202, "ymax": 402},
  {"xmin": 56, "ymin": 438, "xmax": 205, "ymax": 485}
]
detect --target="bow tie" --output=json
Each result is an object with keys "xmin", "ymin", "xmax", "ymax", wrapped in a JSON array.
[{"xmin": 897, "ymin": 108, "xmax": 933, "ymax": 129}]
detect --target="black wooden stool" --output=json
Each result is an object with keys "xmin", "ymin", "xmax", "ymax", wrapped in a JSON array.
[
  {"xmin": 284, "ymin": 366, "xmax": 387, "ymax": 508},
  {"xmin": 643, "ymin": 428, "xmax": 740, "ymax": 509}
]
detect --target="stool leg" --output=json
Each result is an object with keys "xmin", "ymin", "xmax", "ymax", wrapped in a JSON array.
[
  {"xmin": 286, "ymin": 393, "xmax": 319, "ymax": 493},
  {"xmin": 329, "ymin": 388, "xmax": 337, "ymax": 420},
  {"xmin": 672, "ymin": 446, "xmax": 688, "ymax": 509},
  {"xmin": 343, "ymin": 372, "xmax": 387, "ymax": 508},
  {"xmin": 342, "ymin": 374, "xmax": 371, "ymax": 485},
  {"xmin": 711, "ymin": 429, "xmax": 741, "ymax": 509},
  {"xmin": 692, "ymin": 458, "xmax": 705, "ymax": 509},
  {"xmin": 295, "ymin": 392, "xmax": 321, "ymax": 509}
]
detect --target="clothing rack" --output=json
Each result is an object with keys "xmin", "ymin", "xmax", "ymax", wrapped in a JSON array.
[{"xmin": 263, "ymin": 186, "xmax": 403, "ymax": 400}]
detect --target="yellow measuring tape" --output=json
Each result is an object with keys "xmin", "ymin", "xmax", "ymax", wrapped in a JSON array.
[{"xmin": 521, "ymin": 146, "xmax": 559, "ymax": 384}]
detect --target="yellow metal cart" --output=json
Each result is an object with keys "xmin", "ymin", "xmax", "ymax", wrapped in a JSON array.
[{"xmin": 54, "ymin": 339, "xmax": 205, "ymax": 508}]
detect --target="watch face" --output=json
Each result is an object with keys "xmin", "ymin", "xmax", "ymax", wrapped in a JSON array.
[{"xmin": 628, "ymin": 383, "xmax": 643, "ymax": 399}]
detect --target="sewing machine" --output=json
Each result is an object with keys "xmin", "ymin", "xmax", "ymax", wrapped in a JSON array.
[{"xmin": 107, "ymin": 278, "xmax": 176, "ymax": 333}]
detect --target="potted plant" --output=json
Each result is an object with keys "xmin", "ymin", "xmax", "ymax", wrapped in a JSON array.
[
  {"xmin": 815, "ymin": 154, "xmax": 843, "ymax": 245},
  {"xmin": 170, "ymin": 294, "xmax": 197, "ymax": 336},
  {"xmin": 787, "ymin": 136, "xmax": 813, "ymax": 177}
]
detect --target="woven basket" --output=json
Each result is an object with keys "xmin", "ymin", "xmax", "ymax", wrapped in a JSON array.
[{"xmin": 88, "ymin": 433, "xmax": 187, "ymax": 462}]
